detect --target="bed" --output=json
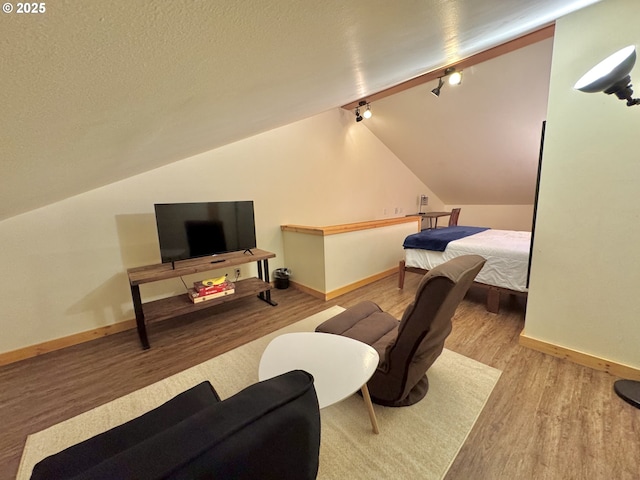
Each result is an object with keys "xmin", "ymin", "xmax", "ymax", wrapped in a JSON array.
[{"xmin": 399, "ymin": 226, "xmax": 531, "ymax": 313}]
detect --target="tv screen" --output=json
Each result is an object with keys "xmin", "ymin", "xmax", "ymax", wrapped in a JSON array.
[{"xmin": 154, "ymin": 201, "xmax": 256, "ymax": 263}]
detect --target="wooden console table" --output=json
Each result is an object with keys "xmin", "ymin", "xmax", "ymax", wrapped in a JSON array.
[{"xmin": 127, "ymin": 249, "xmax": 277, "ymax": 349}]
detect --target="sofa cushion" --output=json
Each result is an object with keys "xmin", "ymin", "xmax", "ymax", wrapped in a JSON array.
[{"xmin": 31, "ymin": 380, "xmax": 221, "ymax": 479}]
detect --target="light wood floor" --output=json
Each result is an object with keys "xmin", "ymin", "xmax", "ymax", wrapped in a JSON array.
[{"xmin": 1, "ymin": 273, "xmax": 638, "ymax": 479}]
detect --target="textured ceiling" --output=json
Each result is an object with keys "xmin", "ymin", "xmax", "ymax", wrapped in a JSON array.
[{"xmin": 0, "ymin": 0, "xmax": 599, "ymax": 220}]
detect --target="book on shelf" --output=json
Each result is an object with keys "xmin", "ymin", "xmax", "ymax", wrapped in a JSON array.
[
  {"xmin": 187, "ymin": 283, "xmax": 235, "ymax": 303},
  {"xmin": 193, "ymin": 279, "xmax": 234, "ymax": 296}
]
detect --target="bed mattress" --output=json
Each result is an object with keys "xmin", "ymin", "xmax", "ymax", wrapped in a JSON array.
[{"xmin": 404, "ymin": 229, "xmax": 531, "ymax": 292}]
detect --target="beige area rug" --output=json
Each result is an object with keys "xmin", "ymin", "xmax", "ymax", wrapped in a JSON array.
[{"xmin": 17, "ymin": 306, "xmax": 501, "ymax": 480}]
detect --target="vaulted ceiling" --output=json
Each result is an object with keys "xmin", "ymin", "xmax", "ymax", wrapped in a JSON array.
[
  {"xmin": 0, "ymin": 0, "xmax": 599, "ymax": 221},
  {"xmin": 365, "ymin": 37, "xmax": 553, "ymax": 205}
]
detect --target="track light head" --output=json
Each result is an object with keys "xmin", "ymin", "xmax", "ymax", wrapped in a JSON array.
[
  {"xmin": 442, "ymin": 66, "xmax": 462, "ymax": 85},
  {"xmin": 448, "ymin": 71, "xmax": 462, "ymax": 85},
  {"xmin": 431, "ymin": 77, "xmax": 444, "ymax": 97},
  {"xmin": 363, "ymin": 104, "xmax": 372, "ymax": 119},
  {"xmin": 355, "ymin": 107, "xmax": 363, "ymax": 122}
]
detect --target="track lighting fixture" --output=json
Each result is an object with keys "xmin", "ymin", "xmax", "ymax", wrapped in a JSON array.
[
  {"xmin": 431, "ymin": 67, "xmax": 462, "ymax": 98},
  {"xmin": 354, "ymin": 100, "xmax": 372, "ymax": 122},
  {"xmin": 574, "ymin": 45, "xmax": 640, "ymax": 107}
]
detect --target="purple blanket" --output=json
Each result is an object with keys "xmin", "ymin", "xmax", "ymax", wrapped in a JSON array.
[{"xmin": 403, "ymin": 226, "xmax": 489, "ymax": 252}]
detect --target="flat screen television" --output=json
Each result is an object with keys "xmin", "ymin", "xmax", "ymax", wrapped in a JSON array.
[{"xmin": 154, "ymin": 201, "xmax": 256, "ymax": 264}]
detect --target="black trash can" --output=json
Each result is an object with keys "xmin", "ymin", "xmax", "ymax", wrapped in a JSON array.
[{"xmin": 273, "ymin": 268, "xmax": 291, "ymax": 289}]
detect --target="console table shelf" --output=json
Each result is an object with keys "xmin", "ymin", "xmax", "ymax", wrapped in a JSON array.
[
  {"xmin": 143, "ymin": 277, "xmax": 272, "ymax": 324},
  {"xmin": 128, "ymin": 249, "xmax": 277, "ymax": 349}
]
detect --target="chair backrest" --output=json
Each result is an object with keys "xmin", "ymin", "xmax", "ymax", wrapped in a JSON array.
[
  {"xmin": 369, "ymin": 254, "xmax": 485, "ymax": 406},
  {"xmin": 448, "ymin": 208, "xmax": 461, "ymax": 226}
]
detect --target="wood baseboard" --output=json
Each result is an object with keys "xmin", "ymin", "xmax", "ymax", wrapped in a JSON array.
[
  {"xmin": 519, "ymin": 332, "xmax": 640, "ymax": 381},
  {"xmin": 288, "ymin": 281, "xmax": 326, "ymax": 300},
  {"xmin": 1, "ymin": 266, "xmax": 397, "ymax": 366},
  {"xmin": 0, "ymin": 319, "xmax": 137, "ymax": 367},
  {"xmin": 325, "ymin": 268, "xmax": 397, "ymax": 300},
  {"xmin": 290, "ymin": 267, "xmax": 398, "ymax": 301}
]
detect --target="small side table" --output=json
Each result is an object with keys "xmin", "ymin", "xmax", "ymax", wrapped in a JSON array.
[{"xmin": 258, "ymin": 332, "xmax": 380, "ymax": 434}]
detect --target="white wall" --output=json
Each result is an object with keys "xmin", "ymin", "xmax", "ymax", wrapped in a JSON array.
[
  {"xmin": 281, "ymin": 219, "xmax": 419, "ymax": 295},
  {"xmin": 0, "ymin": 108, "xmax": 433, "ymax": 354},
  {"xmin": 324, "ymin": 222, "xmax": 416, "ymax": 292},
  {"xmin": 525, "ymin": 0, "xmax": 640, "ymax": 368},
  {"xmin": 282, "ymin": 232, "xmax": 326, "ymax": 292}
]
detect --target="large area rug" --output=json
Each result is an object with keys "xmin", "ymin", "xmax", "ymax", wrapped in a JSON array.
[{"xmin": 17, "ymin": 306, "xmax": 501, "ymax": 479}]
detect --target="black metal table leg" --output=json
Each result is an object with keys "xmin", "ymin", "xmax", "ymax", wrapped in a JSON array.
[
  {"xmin": 257, "ymin": 259, "xmax": 263, "ymax": 280},
  {"xmin": 257, "ymin": 258, "xmax": 277, "ymax": 306},
  {"xmin": 130, "ymin": 285, "xmax": 150, "ymax": 349}
]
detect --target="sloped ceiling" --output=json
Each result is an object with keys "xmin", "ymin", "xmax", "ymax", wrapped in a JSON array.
[
  {"xmin": 364, "ymin": 38, "xmax": 554, "ymax": 205},
  {"xmin": 0, "ymin": 0, "xmax": 599, "ymax": 221}
]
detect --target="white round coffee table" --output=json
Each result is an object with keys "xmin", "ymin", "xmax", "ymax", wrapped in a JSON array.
[{"xmin": 258, "ymin": 332, "xmax": 380, "ymax": 434}]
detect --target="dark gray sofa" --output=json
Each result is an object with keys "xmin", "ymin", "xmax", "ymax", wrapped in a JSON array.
[{"xmin": 30, "ymin": 370, "xmax": 320, "ymax": 480}]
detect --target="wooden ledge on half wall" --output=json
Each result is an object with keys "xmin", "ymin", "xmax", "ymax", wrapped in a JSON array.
[{"xmin": 281, "ymin": 216, "xmax": 420, "ymax": 236}]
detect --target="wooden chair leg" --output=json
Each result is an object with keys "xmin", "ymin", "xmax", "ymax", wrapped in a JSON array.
[{"xmin": 361, "ymin": 384, "xmax": 380, "ymax": 434}]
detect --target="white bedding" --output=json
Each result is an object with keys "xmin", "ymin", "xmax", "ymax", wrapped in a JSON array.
[{"xmin": 404, "ymin": 229, "xmax": 531, "ymax": 292}]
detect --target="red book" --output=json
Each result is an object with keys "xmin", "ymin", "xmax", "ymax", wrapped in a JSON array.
[
  {"xmin": 187, "ymin": 286, "xmax": 235, "ymax": 303},
  {"xmin": 193, "ymin": 280, "xmax": 234, "ymax": 296}
]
